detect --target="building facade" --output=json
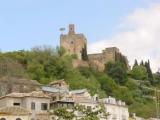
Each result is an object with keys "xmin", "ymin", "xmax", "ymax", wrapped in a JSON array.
[
  {"xmin": 101, "ymin": 97, "xmax": 129, "ymax": 120},
  {"xmin": 0, "ymin": 91, "xmax": 51, "ymax": 120}
]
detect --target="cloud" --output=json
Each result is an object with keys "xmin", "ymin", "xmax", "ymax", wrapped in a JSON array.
[{"xmin": 88, "ymin": 4, "xmax": 160, "ymax": 72}]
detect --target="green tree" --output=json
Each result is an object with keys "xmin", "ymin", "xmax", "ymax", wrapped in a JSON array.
[
  {"xmin": 115, "ymin": 52, "xmax": 128, "ymax": 69},
  {"xmin": 105, "ymin": 62, "xmax": 128, "ymax": 85},
  {"xmin": 54, "ymin": 107, "xmax": 75, "ymax": 120},
  {"xmin": 145, "ymin": 60, "xmax": 154, "ymax": 85},
  {"xmin": 133, "ymin": 59, "xmax": 138, "ymax": 68},
  {"xmin": 140, "ymin": 60, "xmax": 144, "ymax": 66},
  {"xmin": 130, "ymin": 65, "xmax": 148, "ymax": 80},
  {"xmin": 81, "ymin": 44, "xmax": 88, "ymax": 61},
  {"xmin": 95, "ymin": 73, "xmax": 118, "ymax": 96}
]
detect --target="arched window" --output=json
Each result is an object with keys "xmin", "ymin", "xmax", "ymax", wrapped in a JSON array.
[
  {"xmin": 16, "ymin": 118, "xmax": 22, "ymax": 120},
  {"xmin": 0, "ymin": 118, "xmax": 6, "ymax": 120}
]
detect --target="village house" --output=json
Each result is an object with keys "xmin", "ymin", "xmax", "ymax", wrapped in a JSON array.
[
  {"xmin": 100, "ymin": 96, "xmax": 129, "ymax": 120},
  {"xmin": 0, "ymin": 91, "xmax": 51, "ymax": 120},
  {"xmin": 0, "ymin": 106, "xmax": 31, "ymax": 120},
  {"xmin": 0, "ymin": 79, "xmax": 129, "ymax": 120},
  {"xmin": 42, "ymin": 80, "xmax": 70, "ymax": 101}
]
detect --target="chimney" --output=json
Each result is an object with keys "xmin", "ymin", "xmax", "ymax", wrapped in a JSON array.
[{"xmin": 68, "ymin": 24, "xmax": 75, "ymax": 35}]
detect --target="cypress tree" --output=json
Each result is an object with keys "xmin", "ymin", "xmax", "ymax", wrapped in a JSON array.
[
  {"xmin": 133, "ymin": 59, "xmax": 138, "ymax": 68},
  {"xmin": 140, "ymin": 60, "xmax": 144, "ymax": 66},
  {"xmin": 145, "ymin": 60, "xmax": 154, "ymax": 85},
  {"xmin": 81, "ymin": 44, "xmax": 88, "ymax": 61}
]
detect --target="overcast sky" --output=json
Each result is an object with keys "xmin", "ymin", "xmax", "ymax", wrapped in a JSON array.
[{"xmin": 0, "ymin": 0, "xmax": 160, "ymax": 72}]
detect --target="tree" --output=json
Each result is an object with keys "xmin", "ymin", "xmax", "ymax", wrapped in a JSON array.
[
  {"xmin": 105, "ymin": 62, "xmax": 128, "ymax": 85},
  {"xmin": 74, "ymin": 104, "xmax": 109, "ymax": 120},
  {"xmin": 145, "ymin": 60, "xmax": 154, "ymax": 85},
  {"xmin": 54, "ymin": 107, "xmax": 75, "ymax": 120},
  {"xmin": 52, "ymin": 104, "xmax": 109, "ymax": 120},
  {"xmin": 95, "ymin": 73, "xmax": 118, "ymax": 96},
  {"xmin": 140, "ymin": 60, "xmax": 144, "ymax": 66},
  {"xmin": 115, "ymin": 52, "xmax": 128, "ymax": 69},
  {"xmin": 81, "ymin": 44, "xmax": 88, "ymax": 61},
  {"xmin": 133, "ymin": 59, "xmax": 138, "ymax": 68},
  {"xmin": 130, "ymin": 65, "xmax": 148, "ymax": 80}
]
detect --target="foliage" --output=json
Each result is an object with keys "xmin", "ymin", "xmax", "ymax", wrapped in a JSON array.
[
  {"xmin": 129, "ymin": 65, "xmax": 148, "ymax": 80},
  {"xmin": 145, "ymin": 60, "xmax": 154, "ymax": 85},
  {"xmin": 53, "ymin": 104, "xmax": 109, "ymax": 120},
  {"xmin": 105, "ymin": 62, "xmax": 128, "ymax": 85},
  {"xmin": 115, "ymin": 52, "xmax": 128, "ymax": 69},
  {"xmin": 54, "ymin": 107, "xmax": 75, "ymax": 120},
  {"xmin": 81, "ymin": 44, "xmax": 88, "ymax": 61},
  {"xmin": 133, "ymin": 59, "xmax": 138, "ymax": 68},
  {"xmin": 0, "ymin": 46, "xmax": 159, "ymax": 118}
]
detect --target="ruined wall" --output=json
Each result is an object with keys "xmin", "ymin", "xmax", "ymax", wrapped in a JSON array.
[{"xmin": 88, "ymin": 47, "xmax": 128, "ymax": 71}]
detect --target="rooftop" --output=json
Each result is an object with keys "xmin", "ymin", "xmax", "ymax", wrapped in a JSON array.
[
  {"xmin": 70, "ymin": 89, "xmax": 88, "ymax": 94},
  {"xmin": 0, "ymin": 91, "xmax": 50, "ymax": 99},
  {"xmin": 42, "ymin": 86, "xmax": 69, "ymax": 93}
]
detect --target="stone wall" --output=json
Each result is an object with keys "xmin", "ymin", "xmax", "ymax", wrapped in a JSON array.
[
  {"xmin": 60, "ymin": 24, "xmax": 129, "ymax": 71},
  {"xmin": 88, "ymin": 47, "xmax": 128, "ymax": 71},
  {"xmin": 60, "ymin": 24, "xmax": 87, "ymax": 60}
]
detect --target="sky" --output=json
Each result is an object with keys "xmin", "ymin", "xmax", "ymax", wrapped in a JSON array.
[{"xmin": 0, "ymin": 0, "xmax": 160, "ymax": 72}]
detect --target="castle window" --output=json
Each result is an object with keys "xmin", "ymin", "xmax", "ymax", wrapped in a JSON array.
[{"xmin": 71, "ymin": 41, "xmax": 74, "ymax": 44}]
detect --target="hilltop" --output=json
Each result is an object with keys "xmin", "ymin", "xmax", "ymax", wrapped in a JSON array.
[{"xmin": 0, "ymin": 46, "xmax": 160, "ymax": 118}]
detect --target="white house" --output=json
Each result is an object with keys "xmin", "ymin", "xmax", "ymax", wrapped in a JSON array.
[
  {"xmin": 0, "ymin": 91, "xmax": 51, "ymax": 120},
  {"xmin": 101, "ymin": 96, "xmax": 129, "ymax": 120},
  {"xmin": 0, "ymin": 106, "xmax": 31, "ymax": 120}
]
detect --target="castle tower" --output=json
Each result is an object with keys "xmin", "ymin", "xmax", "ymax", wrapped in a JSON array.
[{"xmin": 60, "ymin": 24, "xmax": 87, "ymax": 60}]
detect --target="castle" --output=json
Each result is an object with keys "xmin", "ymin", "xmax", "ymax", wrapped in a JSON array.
[
  {"xmin": 60, "ymin": 24, "xmax": 87, "ymax": 60},
  {"xmin": 60, "ymin": 24, "xmax": 129, "ymax": 71}
]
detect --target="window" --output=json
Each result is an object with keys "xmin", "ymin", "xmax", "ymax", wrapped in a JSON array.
[
  {"xmin": 13, "ymin": 103, "xmax": 20, "ymax": 106},
  {"xmin": 41, "ymin": 103, "xmax": 48, "ymax": 110},
  {"xmin": 31, "ymin": 102, "xmax": 35, "ymax": 110},
  {"xmin": 71, "ymin": 41, "xmax": 74, "ymax": 44}
]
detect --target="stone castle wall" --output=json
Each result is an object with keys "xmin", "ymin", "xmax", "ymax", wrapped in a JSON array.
[
  {"xmin": 88, "ymin": 47, "xmax": 129, "ymax": 71},
  {"xmin": 88, "ymin": 47, "xmax": 120, "ymax": 64},
  {"xmin": 60, "ymin": 24, "xmax": 87, "ymax": 60},
  {"xmin": 60, "ymin": 24, "xmax": 129, "ymax": 71}
]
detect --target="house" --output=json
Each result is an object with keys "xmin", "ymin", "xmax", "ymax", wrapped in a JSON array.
[
  {"xmin": 101, "ymin": 96, "xmax": 129, "ymax": 120},
  {"xmin": 0, "ymin": 91, "xmax": 51, "ymax": 120},
  {"xmin": 49, "ymin": 79, "xmax": 69, "ymax": 90},
  {"xmin": 42, "ymin": 80, "xmax": 69, "ymax": 101},
  {"xmin": 0, "ymin": 106, "xmax": 31, "ymax": 120}
]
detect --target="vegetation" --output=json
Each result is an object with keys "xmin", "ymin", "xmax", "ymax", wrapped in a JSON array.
[
  {"xmin": 0, "ymin": 46, "xmax": 160, "ymax": 118},
  {"xmin": 53, "ymin": 104, "xmax": 109, "ymax": 120}
]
